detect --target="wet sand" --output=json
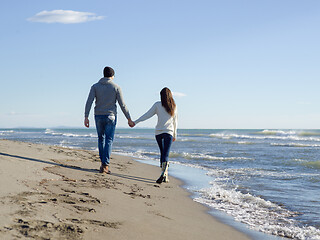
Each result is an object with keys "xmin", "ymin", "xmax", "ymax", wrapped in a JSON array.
[{"xmin": 0, "ymin": 139, "xmax": 250, "ymax": 239}]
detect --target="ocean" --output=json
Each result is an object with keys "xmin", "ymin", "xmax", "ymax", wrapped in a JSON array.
[{"xmin": 1, "ymin": 128, "xmax": 319, "ymax": 240}]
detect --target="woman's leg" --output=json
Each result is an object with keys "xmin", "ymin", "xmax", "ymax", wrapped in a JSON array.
[
  {"xmin": 156, "ymin": 133, "xmax": 173, "ymax": 164},
  {"xmin": 162, "ymin": 133, "xmax": 173, "ymax": 182},
  {"xmin": 162, "ymin": 133, "xmax": 173, "ymax": 163},
  {"xmin": 156, "ymin": 133, "xmax": 173, "ymax": 183},
  {"xmin": 156, "ymin": 134, "xmax": 164, "ymax": 166}
]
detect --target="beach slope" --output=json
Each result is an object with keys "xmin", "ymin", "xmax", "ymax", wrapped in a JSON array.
[{"xmin": 0, "ymin": 139, "xmax": 249, "ymax": 240}]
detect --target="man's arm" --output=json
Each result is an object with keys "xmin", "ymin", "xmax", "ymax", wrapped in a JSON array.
[
  {"xmin": 116, "ymin": 87, "xmax": 131, "ymax": 120},
  {"xmin": 84, "ymin": 86, "xmax": 95, "ymax": 128}
]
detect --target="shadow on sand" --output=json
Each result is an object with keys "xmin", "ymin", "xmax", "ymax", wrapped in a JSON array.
[{"xmin": 0, "ymin": 152, "xmax": 157, "ymax": 184}]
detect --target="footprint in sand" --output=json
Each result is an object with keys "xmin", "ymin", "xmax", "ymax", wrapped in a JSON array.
[{"xmin": 10, "ymin": 219, "xmax": 84, "ymax": 239}]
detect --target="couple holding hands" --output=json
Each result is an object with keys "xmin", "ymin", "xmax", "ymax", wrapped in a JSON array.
[{"xmin": 84, "ymin": 66, "xmax": 177, "ymax": 183}]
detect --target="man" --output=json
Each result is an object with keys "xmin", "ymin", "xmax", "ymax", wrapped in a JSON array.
[{"xmin": 84, "ymin": 66, "xmax": 135, "ymax": 173}]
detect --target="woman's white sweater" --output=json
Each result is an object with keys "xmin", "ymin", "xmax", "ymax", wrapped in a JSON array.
[{"xmin": 134, "ymin": 101, "xmax": 178, "ymax": 138}]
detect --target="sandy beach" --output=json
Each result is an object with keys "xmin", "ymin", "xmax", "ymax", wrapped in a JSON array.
[{"xmin": 0, "ymin": 139, "xmax": 249, "ymax": 240}]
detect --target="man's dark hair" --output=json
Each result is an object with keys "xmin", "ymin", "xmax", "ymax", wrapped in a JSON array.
[{"xmin": 103, "ymin": 66, "xmax": 115, "ymax": 77}]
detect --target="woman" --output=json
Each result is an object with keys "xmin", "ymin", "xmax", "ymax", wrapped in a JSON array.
[{"xmin": 133, "ymin": 87, "xmax": 178, "ymax": 183}]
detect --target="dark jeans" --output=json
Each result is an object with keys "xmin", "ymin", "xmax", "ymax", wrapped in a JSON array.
[
  {"xmin": 95, "ymin": 115, "xmax": 117, "ymax": 165},
  {"xmin": 155, "ymin": 133, "xmax": 173, "ymax": 165}
]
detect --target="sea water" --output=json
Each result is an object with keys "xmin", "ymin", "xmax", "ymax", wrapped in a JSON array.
[{"xmin": 1, "ymin": 128, "xmax": 320, "ymax": 240}]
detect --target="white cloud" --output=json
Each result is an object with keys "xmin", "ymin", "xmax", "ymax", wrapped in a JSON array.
[
  {"xmin": 172, "ymin": 92, "xmax": 187, "ymax": 97},
  {"xmin": 27, "ymin": 10, "xmax": 105, "ymax": 24}
]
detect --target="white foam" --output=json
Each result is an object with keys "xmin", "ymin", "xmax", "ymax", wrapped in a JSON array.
[
  {"xmin": 175, "ymin": 137, "xmax": 197, "ymax": 142},
  {"xmin": 113, "ymin": 149, "xmax": 252, "ymax": 163},
  {"xmin": 209, "ymin": 132, "xmax": 320, "ymax": 142},
  {"xmin": 58, "ymin": 140, "xmax": 72, "ymax": 148},
  {"xmin": 195, "ymin": 183, "xmax": 320, "ymax": 239},
  {"xmin": 169, "ymin": 152, "xmax": 252, "ymax": 161},
  {"xmin": 271, "ymin": 143, "xmax": 320, "ymax": 147},
  {"xmin": 176, "ymin": 164, "xmax": 320, "ymax": 239},
  {"xmin": 45, "ymin": 129, "xmax": 96, "ymax": 138},
  {"xmin": 116, "ymin": 134, "xmax": 151, "ymax": 140},
  {"xmin": 206, "ymin": 166, "xmax": 312, "ymax": 181},
  {"xmin": 112, "ymin": 149, "xmax": 158, "ymax": 161},
  {"xmin": 0, "ymin": 130, "xmax": 15, "ymax": 135},
  {"xmin": 223, "ymin": 141, "xmax": 255, "ymax": 145},
  {"xmin": 257, "ymin": 129, "xmax": 320, "ymax": 137},
  {"xmin": 179, "ymin": 133, "xmax": 207, "ymax": 137},
  {"xmin": 259, "ymin": 129, "xmax": 298, "ymax": 135}
]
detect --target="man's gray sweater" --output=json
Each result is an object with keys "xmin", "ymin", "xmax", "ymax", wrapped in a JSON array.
[{"xmin": 85, "ymin": 77, "xmax": 131, "ymax": 119}]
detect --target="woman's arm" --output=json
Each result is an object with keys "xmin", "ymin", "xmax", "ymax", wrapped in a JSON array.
[
  {"xmin": 134, "ymin": 103, "xmax": 157, "ymax": 124},
  {"xmin": 173, "ymin": 112, "xmax": 178, "ymax": 139}
]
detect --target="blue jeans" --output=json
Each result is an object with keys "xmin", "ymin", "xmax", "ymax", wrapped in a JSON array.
[
  {"xmin": 155, "ymin": 133, "xmax": 173, "ymax": 165},
  {"xmin": 95, "ymin": 115, "xmax": 117, "ymax": 166}
]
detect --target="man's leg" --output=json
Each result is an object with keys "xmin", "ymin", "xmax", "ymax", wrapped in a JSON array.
[
  {"xmin": 104, "ymin": 115, "xmax": 117, "ymax": 166},
  {"xmin": 95, "ymin": 115, "xmax": 107, "ymax": 165}
]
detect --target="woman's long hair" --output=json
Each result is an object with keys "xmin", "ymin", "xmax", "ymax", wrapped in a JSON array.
[{"xmin": 160, "ymin": 87, "xmax": 176, "ymax": 116}]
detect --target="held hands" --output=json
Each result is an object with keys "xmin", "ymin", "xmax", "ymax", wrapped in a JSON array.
[{"xmin": 128, "ymin": 119, "xmax": 135, "ymax": 128}]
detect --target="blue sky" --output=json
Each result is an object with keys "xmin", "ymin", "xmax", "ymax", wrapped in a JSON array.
[{"xmin": 1, "ymin": 0, "xmax": 320, "ymax": 129}]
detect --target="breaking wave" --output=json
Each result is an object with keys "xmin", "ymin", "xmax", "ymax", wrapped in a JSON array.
[
  {"xmin": 209, "ymin": 132, "xmax": 320, "ymax": 142},
  {"xmin": 0, "ymin": 130, "xmax": 15, "ymax": 135},
  {"xmin": 271, "ymin": 143, "xmax": 320, "ymax": 148},
  {"xmin": 169, "ymin": 152, "xmax": 252, "ymax": 161},
  {"xmin": 195, "ymin": 183, "xmax": 320, "ymax": 239},
  {"xmin": 45, "ymin": 129, "xmax": 96, "ymax": 138}
]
